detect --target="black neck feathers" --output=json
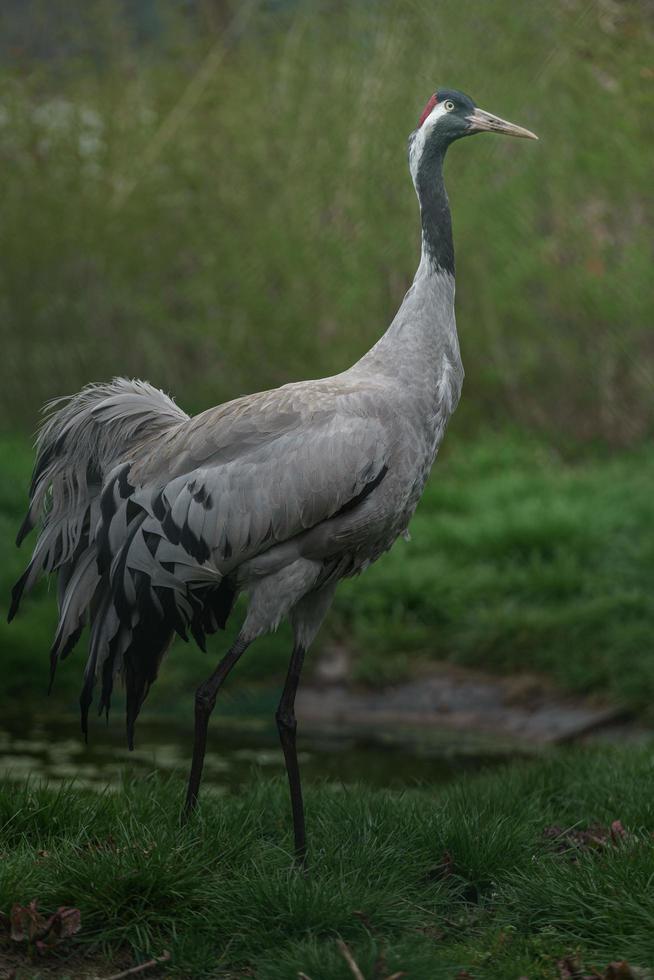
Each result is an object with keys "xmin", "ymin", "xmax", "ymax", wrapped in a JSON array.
[{"xmin": 415, "ymin": 150, "xmax": 455, "ymax": 276}]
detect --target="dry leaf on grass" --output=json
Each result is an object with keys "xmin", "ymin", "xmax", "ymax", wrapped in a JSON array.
[
  {"xmin": 1, "ymin": 900, "xmax": 81, "ymax": 953},
  {"xmin": 556, "ymin": 956, "xmax": 650, "ymax": 980},
  {"xmin": 544, "ymin": 820, "xmax": 631, "ymax": 859}
]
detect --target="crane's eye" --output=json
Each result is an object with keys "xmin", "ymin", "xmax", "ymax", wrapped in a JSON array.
[{"xmin": 444, "ymin": 100, "xmax": 455, "ymax": 112}]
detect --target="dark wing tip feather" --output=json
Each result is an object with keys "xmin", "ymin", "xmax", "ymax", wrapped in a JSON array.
[
  {"xmin": 48, "ymin": 623, "xmax": 82, "ymax": 697},
  {"xmin": 28, "ymin": 442, "xmax": 56, "ymax": 498},
  {"xmin": 7, "ymin": 567, "xmax": 31, "ymax": 622},
  {"xmin": 210, "ymin": 578, "xmax": 237, "ymax": 632},
  {"xmin": 16, "ymin": 513, "xmax": 34, "ymax": 548},
  {"xmin": 59, "ymin": 624, "xmax": 85, "ymax": 662},
  {"xmin": 190, "ymin": 621, "xmax": 207, "ymax": 652}
]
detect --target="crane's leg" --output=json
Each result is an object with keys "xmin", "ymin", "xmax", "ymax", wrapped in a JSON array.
[
  {"xmin": 183, "ymin": 634, "xmax": 250, "ymax": 820},
  {"xmin": 276, "ymin": 643, "xmax": 307, "ymax": 865}
]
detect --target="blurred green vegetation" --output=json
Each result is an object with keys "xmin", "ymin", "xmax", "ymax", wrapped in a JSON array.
[
  {"xmin": 0, "ymin": 0, "xmax": 652, "ymax": 444},
  {"xmin": 4, "ymin": 434, "xmax": 654, "ymax": 720},
  {"xmin": 3, "ymin": 748, "xmax": 654, "ymax": 977}
]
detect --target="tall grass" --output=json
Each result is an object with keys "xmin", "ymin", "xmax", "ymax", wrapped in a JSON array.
[
  {"xmin": 0, "ymin": 0, "xmax": 652, "ymax": 443},
  {"xmin": 2, "ymin": 748, "xmax": 654, "ymax": 977}
]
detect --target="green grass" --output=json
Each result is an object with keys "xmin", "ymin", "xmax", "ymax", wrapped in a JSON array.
[
  {"xmin": 0, "ymin": 0, "xmax": 652, "ymax": 445},
  {"xmin": 2, "ymin": 747, "xmax": 654, "ymax": 978},
  {"xmin": 3, "ymin": 434, "xmax": 654, "ymax": 722}
]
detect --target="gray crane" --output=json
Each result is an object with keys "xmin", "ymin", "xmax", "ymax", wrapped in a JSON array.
[{"xmin": 10, "ymin": 88, "xmax": 537, "ymax": 863}]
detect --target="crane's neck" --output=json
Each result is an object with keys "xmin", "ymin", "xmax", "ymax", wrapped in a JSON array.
[
  {"xmin": 414, "ymin": 146, "xmax": 454, "ymax": 276},
  {"xmin": 357, "ymin": 146, "xmax": 461, "ymax": 404}
]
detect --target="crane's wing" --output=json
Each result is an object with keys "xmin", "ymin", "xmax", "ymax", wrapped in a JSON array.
[
  {"xmin": 11, "ymin": 377, "xmax": 391, "ymax": 743},
  {"xmin": 128, "ymin": 408, "xmax": 390, "ymax": 569},
  {"xmin": 87, "ymin": 405, "xmax": 390, "ymax": 741}
]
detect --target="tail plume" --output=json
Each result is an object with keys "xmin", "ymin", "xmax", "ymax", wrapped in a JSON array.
[{"xmin": 10, "ymin": 379, "xmax": 191, "ymax": 739}]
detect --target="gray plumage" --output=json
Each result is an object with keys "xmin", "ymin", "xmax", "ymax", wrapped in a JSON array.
[
  {"xmin": 10, "ymin": 87, "xmax": 536, "ymax": 859},
  {"xmin": 11, "ymin": 266, "xmax": 462, "ymax": 731}
]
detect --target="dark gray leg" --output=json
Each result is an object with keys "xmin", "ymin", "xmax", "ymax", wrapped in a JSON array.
[
  {"xmin": 276, "ymin": 644, "xmax": 307, "ymax": 865},
  {"xmin": 183, "ymin": 635, "xmax": 249, "ymax": 819}
]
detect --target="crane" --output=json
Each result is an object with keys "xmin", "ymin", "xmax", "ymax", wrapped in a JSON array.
[{"xmin": 9, "ymin": 89, "xmax": 537, "ymax": 864}]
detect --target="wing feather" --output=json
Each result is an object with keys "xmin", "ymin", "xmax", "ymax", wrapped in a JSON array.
[{"xmin": 130, "ymin": 412, "xmax": 390, "ymax": 572}]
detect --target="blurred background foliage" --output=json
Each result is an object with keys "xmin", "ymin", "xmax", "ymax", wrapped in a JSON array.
[
  {"xmin": 1, "ymin": 0, "xmax": 653, "ymax": 720},
  {"xmin": 1, "ymin": 0, "xmax": 652, "ymax": 444}
]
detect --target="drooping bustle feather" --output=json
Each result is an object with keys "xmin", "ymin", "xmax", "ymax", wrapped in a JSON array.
[{"xmin": 9, "ymin": 379, "xmax": 200, "ymax": 741}]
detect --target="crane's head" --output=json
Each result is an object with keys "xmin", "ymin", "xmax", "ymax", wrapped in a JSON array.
[{"xmin": 409, "ymin": 87, "xmax": 537, "ymax": 178}]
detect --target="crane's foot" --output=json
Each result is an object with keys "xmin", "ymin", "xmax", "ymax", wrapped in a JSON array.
[
  {"xmin": 294, "ymin": 841, "xmax": 309, "ymax": 874},
  {"xmin": 180, "ymin": 784, "xmax": 199, "ymax": 826}
]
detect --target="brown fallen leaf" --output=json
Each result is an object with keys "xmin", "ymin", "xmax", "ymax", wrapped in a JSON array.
[
  {"xmin": 556, "ymin": 956, "xmax": 594, "ymax": 980},
  {"xmin": 7, "ymin": 900, "xmax": 81, "ymax": 952},
  {"xmin": 9, "ymin": 900, "xmax": 40, "ymax": 943},
  {"xmin": 544, "ymin": 821, "xmax": 632, "ymax": 860},
  {"xmin": 610, "ymin": 821, "xmax": 627, "ymax": 842},
  {"xmin": 556, "ymin": 956, "xmax": 649, "ymax": 980},
  {"xmin": 35, "ymin": 906, "xmax": 82, "ymax": 951},
  {"xmin": 604, "ymin": 963, "xmax": 647, "ymax": 980}
]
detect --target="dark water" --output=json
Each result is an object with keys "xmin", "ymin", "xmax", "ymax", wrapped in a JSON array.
[{"xmin": 0, "ymin": 713, "xmax": 523, "ymax": 794}]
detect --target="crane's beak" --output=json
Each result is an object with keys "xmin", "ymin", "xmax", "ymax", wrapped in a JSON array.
[{"xmin": 466, "ymin": 107, "xmax": 538, "ymax": 140}]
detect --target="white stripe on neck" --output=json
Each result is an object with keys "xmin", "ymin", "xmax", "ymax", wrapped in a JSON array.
[{"xmin": 409, "ymin": 102, "xmax": 450, "ymax": 185}]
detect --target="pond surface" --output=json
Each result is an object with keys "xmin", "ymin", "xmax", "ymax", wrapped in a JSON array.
[{"xmin": 0, "ymin": 712, "xmax": 527, "ymax": 794}]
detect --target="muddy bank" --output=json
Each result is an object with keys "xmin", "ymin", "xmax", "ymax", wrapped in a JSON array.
[{"xmin": 298, "ymin": 654, "xmax": 632, "ymax": 746}]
